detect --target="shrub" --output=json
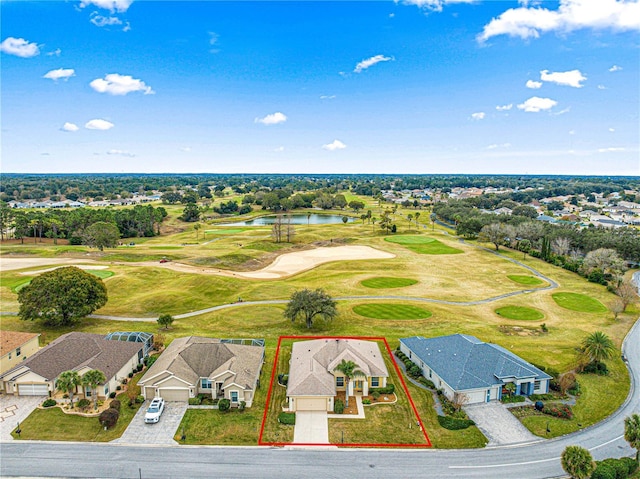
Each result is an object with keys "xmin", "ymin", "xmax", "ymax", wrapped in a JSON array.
[
  {"xmin": 334, "ymin": 399, "xmax": 344, "ymax": 414},
  {"xmin": 277, "ymin": 374, "xmax": 288, "ymax": 386},
  {"xmin": 136, "ymin": 364, "xmax": 143, "ymax": 372},
  {"xmin": 278, "ymin": 412, "xmax": 295, "ymax": 425},
  {"xmin": 99, "ymin": 408, "xmax": 119, "ymax": 429},
  {"xmin": 542, "ymin": 403, "xmax": 573, "ymax": 419},
  {"xmin": 121, "ymin": 378, "xmax": 128, "ymax": 385},
  {"xmin": 218, "ymin": 398, "xmax": 230, "ymax": 412},
  {"xmin": 128, "ymin": 372, "xmax": 134, "ymax": 379},
  {"xmin": 541, "ymin": 323, "xmax": 548, "ymax": 333},
  {"xmin": 62, "ymin": 393, "xmax": 69, "ymax": 399},
  {"xmin": 600, "ymin": 458, "xmax": 631, "ymax": 479},
  {"xmin": 418, "ymin": 377, "xmax": 436, "ymax": 389},
  {"xmin": 530, "ymin": 394, "xmax": 555, "ymax": 401},
  {"xmin": 42, "ymin": 399, "xmax": 57, "ymax": 408},
  {"xmin": 77, "ymin": 399, "xmax": 91, "ymax": 410},
  {"xmin": 437, "ymin": 415, "xmax": 475, "ymax": 430},
  {"xmin": 371, "ymin": 384, "xmax": 395, "ymax": 395},
  {"xmin": 109, "ymin": 399, "xmax": 121, "ymax": 411},
  {"xmin": 109, "ymin": 392, "xmax": 117, "ymax": 399},
  {"xmin": 501, "ymin": 395, "xmax": 525, "ymax": 404},
  {"xmin": 568, "ymin": 381, "xmax": 582, "ymax": 396},
  {"xmin": 362, "ymin": 399, "xmax": 371, "ymax": 405},
  {"xmin": 116, "ymin": 385, "xmax": 122, "ymax": 391},
  {"xmin": 188, "ymin": 397, "xmax": 201, "ymax": 406},
  {"xmin": 583, "ymin": 361, "xmax": 609, "ymax": 376},
  {"xmin": 145, "ymin": 356, "xmax": 158, "ymax": 368},
  {"xmin": 591, "ymin": 463, "xmax": 616, "ymax": 479},
  {"xmin": 135, "ymin": 395, "xmax": 145, "ymax": 404},
  {"xmin": 620, "ymin": 457, "xmax": 638, "ymax": 475},
  {"xmin": 239, "ymin": 401, "xmax": 246, "ymax": 411},
  {"xmin": 371, "ymin": 391, "xmax": 380, "ymax": 400}
]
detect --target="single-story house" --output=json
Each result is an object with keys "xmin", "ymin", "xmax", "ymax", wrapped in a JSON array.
[
  {"xmin": 0, "ymin": 332, "xmax": 144, "ymax": 398},
  {"xmin": 399, "ymin": 334, "xmax": 551, "ymax": 405},
  {"xmin": 286, "ymin": 338, "xmax": 389, "ymax": 412},
  {"xmin": 138, "ymin": 337, "xmax": 264, "ymax": 407},
  {"xmin": 0, "ymin": 331, "xmax": 40, "ymax": 375}
]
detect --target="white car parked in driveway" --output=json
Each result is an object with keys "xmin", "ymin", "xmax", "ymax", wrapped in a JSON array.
[{"xmin": 144, "ymin": 397, "xmax": 165, "ymax": 424}]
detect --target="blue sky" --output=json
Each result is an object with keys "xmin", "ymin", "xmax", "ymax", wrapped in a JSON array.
[{"xmin": 1, "ymin": 0, "xmax": 638, "ymax": 175}]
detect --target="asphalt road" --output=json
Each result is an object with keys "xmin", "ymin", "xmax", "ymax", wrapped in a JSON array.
[{"xmin": 1, "ymin": 317, "xmax": 637, "ymax": 479}]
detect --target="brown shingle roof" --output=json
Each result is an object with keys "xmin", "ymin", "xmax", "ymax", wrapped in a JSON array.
[
  {"xmin": 0, "ymin": 332, "xmax": 142, "ymax": 381},
  {"xmin": 0, "ymin": 331, "xmax": 39, "ymax": 357}
]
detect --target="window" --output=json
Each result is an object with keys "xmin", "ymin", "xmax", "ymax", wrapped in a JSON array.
[
  {"xmin": 336, "ymin": 377, "xmax": 344, "ymax": 387},
  {"xmin": 8, "ymin": 353, "xmax": 11, "ymax": 360},
  {"xmin": 85, "ymin": 387, "xmax": 92, "ymax": 397},
  {"xmin": 534, "ymin": 380, "xmax": 541, "ymax": 390},
  {"xmin": 104, "ymin": 385, "xmax": 109, "ymax": 395},
  {"xmin": 201, "ymin": 379, "xmax": 212, "ymax": 389},
  {"xmin": 230, "ymin": 391, "xmax": 238, "ymax": 403},
  {"xmin": 16, "ymin": 347, "xmax": 21, "ymax": 357},
  {"xmin": 371, "ymin": 377, "xmax": 379, "ymax": 387}
]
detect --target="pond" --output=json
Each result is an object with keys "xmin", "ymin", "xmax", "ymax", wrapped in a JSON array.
[{"xmin": 220, "ymin": 213, "xmax": 355, "ymax": 226}]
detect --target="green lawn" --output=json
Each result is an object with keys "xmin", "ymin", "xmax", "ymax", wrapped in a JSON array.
[
  {"xmin": 176, "ymin": 408, "xmax": 264, "ymax": 445},
  {"xmin": 552, "ymin": 292, "xmax": 608, "ymax": 312},
  {"xmin": 507, "ymin": 275, "xmax": 544, "ymax": 286},
  {"xmin": 384, "ymin": 235, "xmax": 463, "ymax": 255},
  {"xmin": 148, "ymin": 246, "xmax": 184, "ymax": 250},
  {"xmin": 361, "ymin": 277, "xmax": 418, "ymax": 289},
  {"xmin": 205, "ymin": 229, "xmax": 247, "ymax": 234},
  {"xmin": 353, "ymin": 303, "xmax": 432, "ymax": 320},
  {"xmin": 495, "ymin": 306, "xmax": 544, "ymax": 321},
  {"xmin": 86, "ymin": 270, "xmax": 115, "ymax": 279}
]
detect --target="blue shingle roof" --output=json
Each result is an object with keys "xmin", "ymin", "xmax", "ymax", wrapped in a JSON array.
[{"xmin": 400, "ymin": 334, "xmax": 551, "ymax": 391}]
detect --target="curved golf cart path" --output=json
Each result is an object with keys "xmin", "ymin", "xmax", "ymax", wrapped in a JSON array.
[{"xmin": 1, "ymin": 318, "xmax": 637, "ymax": 479}]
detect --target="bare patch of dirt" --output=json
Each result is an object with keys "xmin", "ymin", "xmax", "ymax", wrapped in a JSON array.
[{"xmin": 498, "ymin": 325, "xmax": 544, "ymax": 336}]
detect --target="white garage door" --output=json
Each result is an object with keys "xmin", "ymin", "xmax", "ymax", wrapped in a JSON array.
[
  {"xmin": 18, "ymin": 384, "xmax": 48, "ymax": 396},
  {"xmin": 296, "ymin": 397, "xmax": 327, "ymax": 411},
  {"xmin": 158, "ymin": 388, "xmax": 188, "ymax": 402}
]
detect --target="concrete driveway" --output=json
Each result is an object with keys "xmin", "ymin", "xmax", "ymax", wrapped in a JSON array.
[
  {"xmin": 113, "ymin": 402, "xmax": 187, "ymax": 445},
  {"xmin": 0, "ymin": 395, "xmax": 45, "ymax": 442},
  {"xmin": 464, "ymin": 401, "xmax": 540, "ymax": 446},
  {"xmin": 293, "ymin": 411, "xmax": 329, "ymax": 444}
]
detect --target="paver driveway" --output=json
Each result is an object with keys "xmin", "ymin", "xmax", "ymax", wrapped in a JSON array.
[
  {"xmin": 464, "ymin": 401, "xmax": 540, "ymax": 446},
  {"xmin": 293, "ymin": 411, "xmax": 329, "ymax": 444},
  {"xmin": 113, "ymin": 402, "xmax": 187, "ymax": 445},
  {"xmin": 0, "ymin": 395, "xmax": 44, "ymax": 441}
]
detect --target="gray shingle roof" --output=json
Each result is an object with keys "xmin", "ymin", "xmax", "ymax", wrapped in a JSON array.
[
  {"xmin": 139, "ymin": 337, "xmax": 264, "ymax": 391},
  {"xmin": 400, "ymin": 334, "xmax": 551, "ymax": 391},
  {"xmin": 0, "ymin": 332, "xmax": 142, "ymax": 382},
  {"xmin": 287, "ymin": 339, "xmax": 388, "ymax": 397}
]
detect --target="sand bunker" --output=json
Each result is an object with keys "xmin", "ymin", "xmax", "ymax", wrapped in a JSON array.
[{"xmin": 0, "ymin": 257, "xmax": 99, "ymax": 272}]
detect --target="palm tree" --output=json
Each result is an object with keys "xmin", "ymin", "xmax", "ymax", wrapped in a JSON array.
[
  {"xmin": 561, "ymin": 445, "xmax": 594, "ymax": 479},
  {"xmin": 624, "ymin": 413, "xmax": 640, "ymax": 461},
  {"xmin": 57, "ymin": 371, "xmax": 81, "ymax": 408},
  {"xmin": 581, "ymin": 331, "xmax": 616, "ymax": 364},
  {"xmin": 82, "ymin": 369, "xmax": 107, "ymax": 410},
  {"xmin": 414, "ymin": 212, "xmax": 420, "ymax": 228},
  {"xmin": 333, "ymin": 360, "xmax": 364, "ymax": 408}
]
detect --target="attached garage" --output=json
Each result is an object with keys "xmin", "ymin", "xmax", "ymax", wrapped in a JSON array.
[
  {"xmin": 295, "ymin": 397, "xmax": 328, "ymax": 411},
  {"xmin": 158, "ymin": 388, "xmax": 189, "ymax": 402},
  {"xmin": 18, "ymin": 384, "xmax": 48, "ymax": 396}
]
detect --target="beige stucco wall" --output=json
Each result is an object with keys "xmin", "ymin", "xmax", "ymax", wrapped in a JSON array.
[
  {"xmin": 0, "ymin": 336, "xmax": 40, "ymax": 375},
  {"xmin": 4, "ymin": 370, "xmax": 51, "ymax": 396}
]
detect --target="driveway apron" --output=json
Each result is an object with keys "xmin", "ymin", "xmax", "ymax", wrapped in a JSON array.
[
  {"xmin": 293, "ymin": 411, "xmax": 329, "ymax": 444},
  {"xmin": 113, "ymin": 402, "xmax": 187, "ymax": 445},
  {"xmin": 464, "ymin": 401, "xmax": 540, "ymax": 446},
  {"xmin": 0, "ymin": 395, "xmax": 44, "ymax": 441}
]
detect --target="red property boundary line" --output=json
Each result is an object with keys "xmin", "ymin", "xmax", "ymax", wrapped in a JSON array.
[{"xmin": 258, "ymin": 335, "xmax": 431, "ymax": 448}]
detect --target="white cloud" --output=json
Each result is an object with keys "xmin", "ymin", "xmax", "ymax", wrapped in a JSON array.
[
  {"xmin": 46, "ymin": 48, "xmax": 61, "ymax": 57},
  {"xmin": 609, "ymin": 128, "xmax": 615, "ymax": 132},
  {"xmin": 80, "ymin": 0, "xmax": 133, "ymax": 13},
  {"xmin": 569, "ymin": 129, "xmax": 576, "ymax": 135},
  {"xmin": 609, "ymin": 64, "xmax": 622, "ymax": 72},
  {"xmin": 85, "ymin": 119, "xmax": 114, "ymax": 130},
  {"xmin": 496, "ymin": 103, "xmax": 513, "ymax": 111},
  {"xmin": 526, "ymin": 80, "xmax": 542, "ymax": 89},
  {"xmin": 597, "ymin": 84, "xmax": 607, "ymax": 90},
  {"xmin": 90, "ymin": 13, "xmax": 122, "ymax": 27},
  {"xmin": 106, "ymin": 149, "xmax": 135, "ymax": 157},
  {"xmin": 598, "ymin": 147, "xmax": 625, "ymax": 152},
  {"xmin": 122, "ymin": 22, "xmax": 131, "ymax": 32},
  {"xmin": 322, "ymin": 140, "xmax": 347, "ymax": 151},
  {"xmin": 540, "ymin": 69, "xmax": 586, "ymax": 87},
  {"xmin": 320, "ymin": 95, "xmax": 336, "ymax": 100},
  {"xmin": 255, "ymin": 112, "xmax": 287, "ymax": 125},
  {"xmin": 43, "ymin": 68, "xmax": 75, "ymax": 81},
  {"xmin": 354, "ymin": 54, "xmax": 392, "ymax": 73},
  {"xmin": 517, "ymin": 96, "xmax": 558, "ymax": 112},
  {"xmin": 90, "ymin": 73, "xmax": 154, "ymax": 95},
  {"xmin": 478, "ymin": 0, "xmax": 640, "ymax": 42},
  {"xmin": 209, "ymin": 32, "xmax": 220, "ymax": 53},
  {"xmin": 180, "ymin": 146, "xmax": 192, "ymax": 153},
  {"xmin": 61, "ymin": 122, "xmax": 79, "ymax": 132},
  {"xmin": 0, "ymin": 37, "xmax": 40, "ymax": 58},
  {"xmin": 487, "ymin": 143, "xmax": 512, "ymax": 149},
  {"xmin": 471, "ymin": 112, "xmax": 486, "ymax": 120},
  {"xmin": 551, "ymin": 107, "xmax": 571, "ymax": 115},
  {"xmin": 274, "ymin": 146, "xmax": 285, "ymax": 152},
  {"xmin": 399, "ymin": 0, "xmax": 475, "ymax": 13}
]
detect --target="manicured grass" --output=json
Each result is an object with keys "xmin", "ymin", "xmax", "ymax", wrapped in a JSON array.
[
  {"xmin": 86, "ymin": 270, "xmax": 115, "ymax": 279},
  {"xmin": 176, "ymin": 409, "xmax": 263, "ymax": 445},
  {"xmin": 361, "ymin": 277, "xmax": 418, "ymax": 289},
  {"xmin": 495, "ymin": 306, "xmax": 544, "ymax": 321},
  {"xmin": 12, "ymin": 373, "xmax": 143, "ymax": 442},
  {"xmin": 261, "ymin": 343, "xmax": 295, "ymax": 444},
  {"xmin": 148, "ymin": 246, "xmax": 184, "ymax": 250},
  {"xmin": 552, "ymin": 292, "xmax": 608, "ymax": 312},
  {"xmin": 507, "ymin": 275, "xmax": 544, "ymax": 286},
  {"xmin": 353, "ymin": 304, "xmax": 432, "ymax": 320},
  {"xmin": 205, "ymin": 229, "xmax": 247, "ymax": 234},
  {"xmin": 385, "ymin": 235, "xmax": 463, "ymax": 255}
]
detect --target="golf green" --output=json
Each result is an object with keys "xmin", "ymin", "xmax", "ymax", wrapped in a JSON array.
[
  {"xmin": 205, "ymin": 229, "xmax": 247, "ymax": 234},
  {"xmin": 507, "ymin": 275, "xmax": 544, "ymax": 286},
  {"xmin": 552, "ymin": 293, "xmax": 607, "ymax": 313},
  {"xmin": 495, "ymin": 306, "xmax": 544, "ymax": 321},
  {"xmin": 353, "ymin": 303, "xmax": 432, "ymax": 320},
  {"xmin": 361, "ymin": 277, "xmax": 418, "ymax": 289},
  {"xmin": 384, "ymin": 235, "xmax": 463, "ymax": 254}
]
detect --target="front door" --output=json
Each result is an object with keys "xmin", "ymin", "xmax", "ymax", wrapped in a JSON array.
[{"xmin": 354, "ymin": 380, "xmax": 363, "ymax": 392}]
